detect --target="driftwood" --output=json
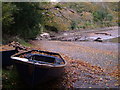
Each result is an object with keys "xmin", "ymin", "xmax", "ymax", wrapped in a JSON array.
[{"xmin": 95, "ymin": 32, "xmax": 111, "ymax": 36}]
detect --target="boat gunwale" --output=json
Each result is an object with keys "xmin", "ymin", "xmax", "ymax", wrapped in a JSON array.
[{"xmin": 11, "ymin": 50, "xmax": 67, "ymax": 68}]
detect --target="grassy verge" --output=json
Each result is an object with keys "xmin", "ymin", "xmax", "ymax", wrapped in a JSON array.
[
  {"xmin": 2, "ymin": 35, "xmax": 32, "ymax": 47},
  {"xmin": 16, "ymin": 38, "xmax": 32, "ymax": 47},
  {"xmin": 108, "ymin": 37, "xmax": 120, "ymax": 43}
]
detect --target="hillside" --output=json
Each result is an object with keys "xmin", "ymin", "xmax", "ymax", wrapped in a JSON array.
[
  {"xmin": 37, "ymin": 2, "xmax": 118, "ymax": 31},
  {"xmin": 2, "ymin": 2, "xmax": 119, "ymax": 43}
]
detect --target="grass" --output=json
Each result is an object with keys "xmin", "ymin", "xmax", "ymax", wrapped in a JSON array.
[
  {"xmin": 2, "ymin": 67, "xmax": 26, "ymax": 89},
  {"xmin": 108, "ymin": 37, "xmax": 120, "ymax": 43},
  {"xmin": 16, "ymin": 38, "xmax": 32, "ymax": 47},
  {"xmin": 2, "ymin": 35, "xmax": 32, "ymax": 47}
]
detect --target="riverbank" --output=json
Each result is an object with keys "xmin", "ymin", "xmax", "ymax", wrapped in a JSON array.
[
  {"xmin": 30, "ymin": 40, "xmax": 119, "ymax": 88},
  {"xmin": 36, "ymin": 26, "xmax": 119, "ymax": 43},
  {"xmin": 2, "ymin": 39, "xmax": 119, "ymax": 88},
  {"xmin": 30, "ymin": 27, "xmax": 119, "ymax": 88}
]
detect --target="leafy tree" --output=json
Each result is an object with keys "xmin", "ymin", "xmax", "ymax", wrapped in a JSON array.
[
  {"xmin": 12, "ymin": 2, "xmax": 42, "ymax": 39},
  {"xmin": 2, "ymin": 3, "xmax": 17, "ymax": 34},
  {"xmin": 93, "ymin": 9, "xmax": 108, "ymax": 22}
]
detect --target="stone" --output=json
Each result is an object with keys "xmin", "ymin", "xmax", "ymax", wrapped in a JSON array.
[
  {"xmin": 94, "ymin": 37, "xmax": 103, "ymax": 42},
  {"xmin": 40, "ymin": 33, "xmax": 50, "ymax": 38}
]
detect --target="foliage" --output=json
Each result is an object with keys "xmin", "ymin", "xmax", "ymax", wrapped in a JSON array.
[
  {"xmin": 2, "ymin": 68, "xmax": 26, "ymax": 88},
  {"xmin": 93, "ymin": 10, "xmax": 107, "ymax": 22},
  {"xmin": 2, "ymin": 3, "xmax": 17, "ymax": 34},
  {"xmin": 2, "ymin": 2, "xmax": 43, "ymax": 40},
  {"xmin": 71, "ymin": 20, "xmax": 78, "ymax": 30},
  {"xmin": 16, "ymin": 38, "xmax": 32, "ymax": 46},
  {"xmin": 66, "ymin": 2, "xmax": 118, "ymax": 29},
  {"xmin": 12, "ymin": 3, "xmax": 42, "ymax": 39}
]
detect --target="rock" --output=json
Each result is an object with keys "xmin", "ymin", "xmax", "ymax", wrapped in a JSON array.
[
  {"xmin": 40, "ymin": 33, "xmax": 50, "ymax": 38},
  {"xmin": 77, "ymin": 37, "xmax": 88, "ymax": 41},
  {"xmin": 66, "ymin": 37, "xmax": 75, "ymax": 41},
  {"xmin": 36, "ymin": 33, "xmax": 51, "ymax": 40},
  {"xmin": 74, "ymin": 36, "xmax": 81, "ymax": 41},
  {"xmin": 50, "ymin": 35, "xmax": 55, "ymax": 38},
  {"xmin": 63, "ymin": 33, "xmax": 68, "ymax": 36},
  {"xmin": 59, "ymin": 37, "xmax": 76, "ymax": 41},
  {"xmin": 94, "ymin": 37, "xmax": 103, "ymax": 42},
  {"xmin": 36, "ymin": 36, "xmax": 42, "ymax": 40}
]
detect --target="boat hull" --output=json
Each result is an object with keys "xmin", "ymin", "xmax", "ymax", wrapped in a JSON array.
[
  {"xmin": 14, "ymin": 60, "xmax": 65, "ymax": 86},
  {"xmin": 11, "ymin": 50, "xmax": 66, "ymax": 86},
  {"xmin": 1, "ymin": 50, "xmax": 18, "ymax": 67}
]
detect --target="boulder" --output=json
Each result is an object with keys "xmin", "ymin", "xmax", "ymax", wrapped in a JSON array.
[
  {"xmin": 40, "ymin": 33, "xmax": 50, "ymax": 38},
  {"xmin": 94, "ymin": 37, "xmax": 103, "ymax": 42}
]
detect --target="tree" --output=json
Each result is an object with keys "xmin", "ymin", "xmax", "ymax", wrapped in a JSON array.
[
  {"xmin": 93, "ymin": 9, "xmax": 108, "ymax": 22},
  {"xmin": 11, "ymin": 2, "xmax": 42, "ymax": 39},
  {"xmin": 2, "ymin": 3, "xmax": 17, "ymax": 34}
]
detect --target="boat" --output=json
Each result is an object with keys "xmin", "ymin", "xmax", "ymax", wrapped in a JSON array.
[
  {"xmin": 11, "ymin": 50, "xmax": 67, "ymax": 86},
  {"xmin": 0, "ymin": 45, "xmax": 18, "ymax": 67}
]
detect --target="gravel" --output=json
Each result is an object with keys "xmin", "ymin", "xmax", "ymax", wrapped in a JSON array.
[{"xmin": 31, "ymin": 40, "xmax": 119, "ymax": 88}]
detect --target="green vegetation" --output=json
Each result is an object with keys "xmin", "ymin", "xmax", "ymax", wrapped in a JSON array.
[
  {"xmin": 67, "ymin": 2, "xmax": 118, "ymax": 28},
  {"xmin": 2, "ymin": 68, "xmax": 26, "ymax": 89},
  {"xmin": 2, "ymin": 3, "xmax": 42, "ymax": 40},
  {"xmin": 2, "ymin": 2, "xmax": 119, "ymax": 43},
  {"xmin": 108, "ymin": 37, "xmax": 120, "ymax": 43},
  {"xmin": 16, "ymin": 38, "xmax": 32, "ymax": 47}
]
